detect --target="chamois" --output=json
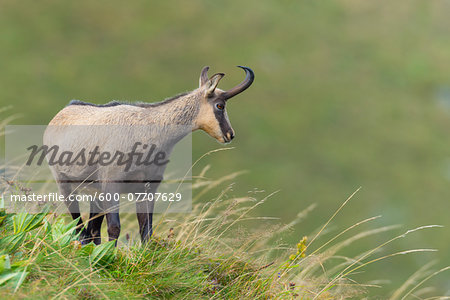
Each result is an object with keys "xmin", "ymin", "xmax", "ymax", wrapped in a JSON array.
[{"xmin": 44, "ymin": 66, "xmax": 254, "ymax": 244}]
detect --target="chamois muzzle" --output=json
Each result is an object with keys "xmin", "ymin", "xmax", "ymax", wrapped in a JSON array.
[{"xmin": 222, "ymin": 66, "xmax": 255, "ymax": 100}]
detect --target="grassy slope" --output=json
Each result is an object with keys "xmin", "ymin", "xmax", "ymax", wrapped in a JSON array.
[
  {"xmin": 0, "ymin": 216, "xmax": 271, "ymax": 299},
  {"xmin": 0, "ymin": 195, "xmax": 341, "ymax": 299},
  {"xmin": 1, "ymin": 172, "xmax": 448, "ymax": 299}
]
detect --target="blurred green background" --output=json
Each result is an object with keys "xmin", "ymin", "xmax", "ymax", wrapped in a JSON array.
[{"xmin": 1, "ymin": 0, "xmax": 449, "ymax": 295}]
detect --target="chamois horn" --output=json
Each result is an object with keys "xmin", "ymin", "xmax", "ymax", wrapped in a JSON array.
[{"xmin": 222, "ymin": 66, "xmax": 254, "ymax": 100}]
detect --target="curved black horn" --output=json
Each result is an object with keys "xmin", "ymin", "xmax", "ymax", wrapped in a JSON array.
[
  {"xmin": 199, "ymin": 66, "xmax": 209, "ymax": 86},
  {"xmin": 222, "ymin": 66, "xmax": 255, "ymax": 100}
]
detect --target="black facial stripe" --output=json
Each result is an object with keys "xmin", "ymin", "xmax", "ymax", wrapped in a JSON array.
[{"xmin": 214, "ymin": 109, "xmax": 231, "ymax": 136}]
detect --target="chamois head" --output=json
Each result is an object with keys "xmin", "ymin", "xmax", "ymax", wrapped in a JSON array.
[{"xmin": 195, "ymin": 66, "xmax": 254, "ymax": 144}]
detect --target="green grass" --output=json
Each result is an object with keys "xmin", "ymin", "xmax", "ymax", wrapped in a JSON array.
[
  {"xmin": 1, "ymin": 172, "xmax": 449, "ymax": 299},
  {"xmin": 0, "ymin": 198, "xmax": 274, "ymax": 299},
  {"xmin": 0, "ymin": 228, "xmax": 269, "ymax": 299}
]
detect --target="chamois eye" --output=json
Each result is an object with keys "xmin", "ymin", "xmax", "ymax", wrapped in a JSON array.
[{"xmin": 215, "ymin": 103, "xmax": 224, "ymax": 110}]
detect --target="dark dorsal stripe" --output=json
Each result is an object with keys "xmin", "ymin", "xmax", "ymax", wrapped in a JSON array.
[
  {"xmin": 67, "ymin": 92, "xmax": 189, "ymax": 108},
  {"xmin": 68, "ymin": 100, "xmax": 123, "ymax": 107}
]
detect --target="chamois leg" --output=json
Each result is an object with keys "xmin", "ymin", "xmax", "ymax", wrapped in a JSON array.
[
  {"xmin": 69, "ymin": 202, "xmax": 90, "ymax": 243},
  {"xmin": 106, "ymin": 213, "xmax": 120, "ymax": 243},
  {"xmin": 136, "ymin": 199, "xmax": 155, "ymax": 243},
  {"xmin": 87, "ymin": 213, "xmax": 104, "ymax": 245},
  {"xmin": 136, "ymin": 178, "xmax": 159, "ymax": 243},
  {"xmin": 86, "ymin": 199, "xmax": 104, "ymax": 245},
  {"xmin": 58, "ymin": 182, "xmax": 89, "ymax": 242},
  {"xmin": 102, "ymin": 183, "xmax": 121, "ymax": 243}
]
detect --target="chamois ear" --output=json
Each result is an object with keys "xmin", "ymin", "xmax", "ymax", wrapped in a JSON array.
[
  {"xmin": 199, "ymin": 66, "xmax": 209, "ymax": 87},
  {"xmin": 205, "ymin": 73, "xmax": 225, "ymax": 96}
]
